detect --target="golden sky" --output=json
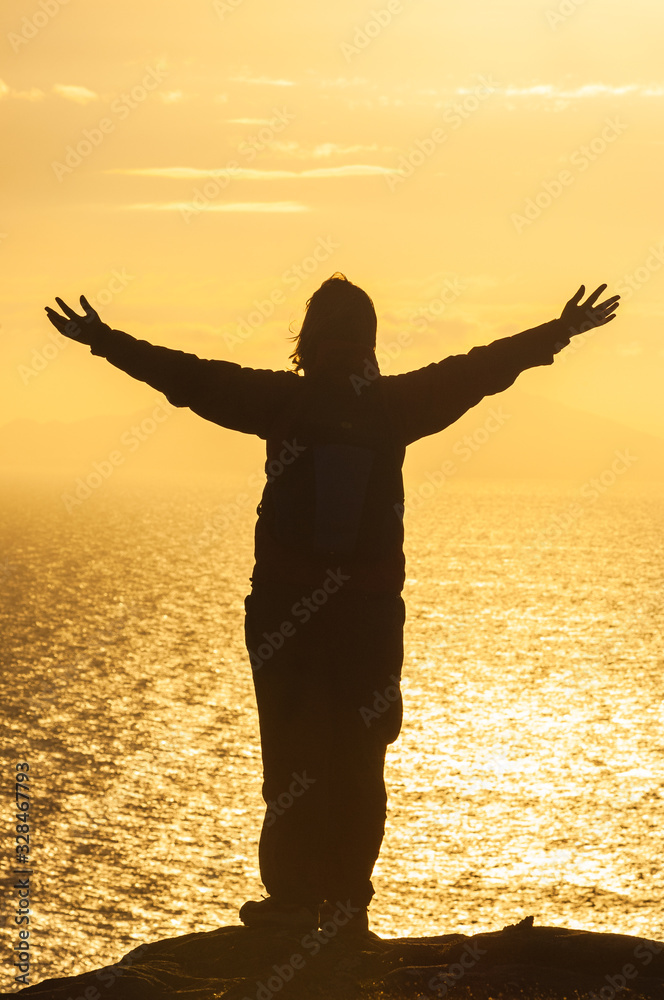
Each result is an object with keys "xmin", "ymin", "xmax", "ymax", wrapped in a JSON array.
[{"xmin": 1, "ymin": 0, "xmax": 663, "ymax": 445}]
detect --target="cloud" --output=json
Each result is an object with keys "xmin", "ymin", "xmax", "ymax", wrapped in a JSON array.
[
  {"xmin": 225, "ymin": 118, "xmax": 276, "ymax": 125},
  {"xmin": 121, "ymin": 201, "xmax": 310, "ymax": 213},
  {"xmin": 312, "ymin": 142, "xmax": 389, "ymax": 157},
  {"xmin": 107, "ymin": 164, "xmax": 397, "ymax": 180},
  {"xmin": 229, "ymin": 75, "xmax": 296, "ymax": 87},
  {"xmin": 317, "ymin": 76, "xmax": 369, "ymax": 89},
  {"xmin": 616, "ymin": 342, "xmax": 643, "ymax": 357},
  {"xmin": 16, "ymin": 88, "xmax": 45, "ymax": 101},
  {"xmin": 294, "ymin": 73, "xmax": 664, "ymax": 102},
  {"xmin": 466, "ymin": 82, "xmax": 664, "ymax": 100},
  {"xmin": 310, "ymin": 75, "xmax": 664, "ymax": 105},
  {"xmin": 0, "ymin": 79, "xmax": 44, "ymax": 101},
  {"xmin": 52, "ymin": 84, "xmax": 99, "ymax": 104},
  {"xmin": 266, "ymin": 141, "xmax": 393, "ymax": 158}
]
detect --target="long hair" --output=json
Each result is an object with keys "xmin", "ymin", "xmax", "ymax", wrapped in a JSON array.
[{"xmin": 289, "ymin": 273, "xmax": 377, "ymax": 374}]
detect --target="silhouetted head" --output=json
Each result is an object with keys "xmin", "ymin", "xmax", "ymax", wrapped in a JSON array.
[{"xmin": 289, "ymin": 273, "xmax": 377, "ymax": 375}]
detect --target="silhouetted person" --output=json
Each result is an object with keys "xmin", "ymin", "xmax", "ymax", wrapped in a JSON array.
[{"xmin": 45, "ymin": 275, "xmax": 619, "ymax": 938}]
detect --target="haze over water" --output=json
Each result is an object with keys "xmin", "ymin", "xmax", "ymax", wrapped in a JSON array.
[{"xmin": 1, "ymin": 475, "xmax": 662, "ymax": 983}]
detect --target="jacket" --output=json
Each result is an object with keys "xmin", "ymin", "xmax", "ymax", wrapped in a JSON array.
[{"xmin": 88, "ymin": 318, "xmax": 569, "ymax": 594}]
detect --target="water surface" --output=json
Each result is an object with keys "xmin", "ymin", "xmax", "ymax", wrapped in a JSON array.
[{"xmin": 1, "ymin": 476, "xmax": 662, "ymax": 982}]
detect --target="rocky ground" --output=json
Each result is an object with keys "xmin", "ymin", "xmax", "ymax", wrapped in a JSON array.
[{"xmin": 12, "ymin": 915, "xmax": 664, "ymax": 1000}]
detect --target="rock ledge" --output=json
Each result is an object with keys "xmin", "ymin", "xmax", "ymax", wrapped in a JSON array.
[{"xmin": 15, "ymin": 916, "xmax": 664, "ymax": 999}]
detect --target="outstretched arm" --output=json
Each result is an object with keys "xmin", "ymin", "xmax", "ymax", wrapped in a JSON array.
[
  {"xmin": 465, "ymin": 282, "xmax": 620, "ymax": 368},
  {"xmin": 385, "ymin": 282, "xmax": 621, "ymax": 445},
  {"xmin": 44, "ymin": 295, "xmax": 293, "ymax": 438}
]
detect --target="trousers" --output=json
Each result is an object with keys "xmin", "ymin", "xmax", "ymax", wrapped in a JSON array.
[{"xmin": 244, "ymin": 583, "xmax": 405, "ymax": 908}]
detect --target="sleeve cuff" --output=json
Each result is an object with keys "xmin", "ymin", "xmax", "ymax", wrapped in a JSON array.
[
  {"xmin": 513, "ymin": 318, "xmax": 570, "ymax": 367},
  {"xmin": 88, "ymin": 326, "xmax": 135, "ymax": 358}
]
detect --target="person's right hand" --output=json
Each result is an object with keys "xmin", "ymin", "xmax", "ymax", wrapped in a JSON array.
[{"xmin": 44, "ymin": 295, "xmax": 110, "ymax": 345}]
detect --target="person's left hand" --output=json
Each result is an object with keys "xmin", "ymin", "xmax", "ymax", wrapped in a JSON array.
[
  {"xmin": 44, "ymin": 295, "xmax": 110, "ymax": 345},
  {"xmin": 559, "ymin": 283, "xmax": 620, "ymax": 337}
]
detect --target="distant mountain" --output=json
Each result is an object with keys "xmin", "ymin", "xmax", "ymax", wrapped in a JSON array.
[
  {"xmin": 404, "ymin": 389, "xmax": 664, "ymax": 484},
  {"xmin": 0, "ymin": 391, "xmax": 662, "ymax": 491},
  {"xmin": 0, "ymin": 406, "xmax": 265, "ymax": 489}
]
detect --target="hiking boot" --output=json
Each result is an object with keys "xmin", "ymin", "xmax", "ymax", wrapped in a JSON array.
[
  {"xmin": 319, "ymin": 900, "xmax": 381, "ymax": 941},
  {"xmin": 239, "ymin": 896, "xmax": 319, "ymax": 933}
]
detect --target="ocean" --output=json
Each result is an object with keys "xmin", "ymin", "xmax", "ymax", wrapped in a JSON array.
[{"xmin": 1, "ymin": 475, "xmax": 662, "ymax": 984}]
